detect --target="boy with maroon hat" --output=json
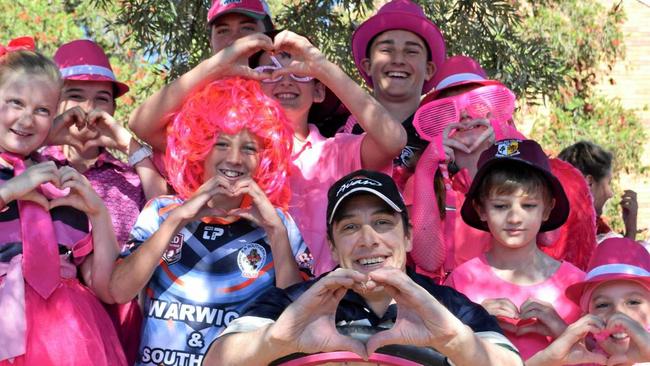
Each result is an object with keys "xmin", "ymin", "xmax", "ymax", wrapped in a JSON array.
[{"xmin": 129, "ymin": 0, "xmax": 275, "ymax": 153}]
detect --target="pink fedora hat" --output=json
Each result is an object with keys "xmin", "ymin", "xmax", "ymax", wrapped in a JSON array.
[
  {"xmin": 53, "ymin": 39, "xmax": 129, "ymax": 98},
  {"xmin": 351, "ymin": 0, "xmax": 446, "ymax": 93},
  {"xmin": 421, "ymin": 55, "xmax": 502, "ymax": 104},
  {"xmin": 207, "ymin": 0, "xmax": 273, "ymax": 30},
  {"xmin": 566, "ymin": 237, "xmax": 650, "ymax": 310}
]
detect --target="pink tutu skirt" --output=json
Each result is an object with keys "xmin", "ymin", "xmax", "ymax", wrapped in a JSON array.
[{"xmin": 0, "ymin": 278, "xmax": 127, "ymax": 366}]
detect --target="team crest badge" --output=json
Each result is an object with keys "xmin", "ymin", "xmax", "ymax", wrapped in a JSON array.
[
  {"xmin": 163, "ymin": 233, "xmax": 184, "ymax": 264},
  {"xmin": 496, "ymin": 140, "xmax": 521, "ymax": 157},
  {"xmin": 237, "ymin": 243, "xmax": 267, "ymax": 278}
]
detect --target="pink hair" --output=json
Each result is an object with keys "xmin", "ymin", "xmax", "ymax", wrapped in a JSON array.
[{"xmin": 165, "ymin": 77, "xmax": 294, "ymax": 209}]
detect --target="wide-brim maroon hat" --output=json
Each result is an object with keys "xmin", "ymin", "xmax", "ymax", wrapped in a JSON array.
[
  {"xmin": 460, "ymin": 139, "xmax": 570, "ymax": 232},
  {"xmin": 53, "ymin": 39, "xmax": 129, "ymax": 98},
  {"xmin": 351, "ymin": 0, "xmax": 446, "ymax": 94}
]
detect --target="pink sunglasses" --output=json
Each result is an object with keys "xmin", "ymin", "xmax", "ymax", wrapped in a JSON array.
[
  {"xmin": 254, "ymin": 55, "xmax": 314, "ymax": 83},
  {"xmin": 414, "ymin": 84, "xmax": 516, "ymax": 141}
]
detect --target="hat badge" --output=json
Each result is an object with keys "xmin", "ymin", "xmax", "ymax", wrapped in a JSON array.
[{"xmin": 496, "ymin": 140, "xmax": 520, "ymax": 157}]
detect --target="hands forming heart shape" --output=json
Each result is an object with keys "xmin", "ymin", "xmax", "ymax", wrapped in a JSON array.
[
  {"xmin": 482, "ymin": 297, "xmax": 568, "ymax": 338},
  {"xmin": 47, "ymin": 106, "xmax": 133, "ymax": 153},
  {"xmin": 441, "ymin": 118, "xmax": 495, "ymax": 166}
]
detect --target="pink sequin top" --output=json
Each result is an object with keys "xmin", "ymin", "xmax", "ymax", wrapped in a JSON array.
[{"xmin": 40, "ymin": 146, "xmax": 145, "ymax": 248}]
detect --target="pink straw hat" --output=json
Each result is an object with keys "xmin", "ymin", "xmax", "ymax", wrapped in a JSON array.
[
  {"xmin": 566, "ymin": 237, "xmax": 650, "ymax": 311},
  {"xmin": 53, "ymin": 39, "xmax": 129, "ymax": 98},
  {"xmin": 421, "ymin": 55, "xmax": 502, "ymax": 104},
  {"xmin": 351, "ymin": 0, "xmax": 446, "ymax": 93},
  {"xmin": 207, "ymin": 0, "xmax": 273, "ymax": 30}
]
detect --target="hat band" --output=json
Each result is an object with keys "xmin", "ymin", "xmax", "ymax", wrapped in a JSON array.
[
  {"xmin": 586, "ymin": 263, "xmax": 650, "ymax": 281},
  {"xmin": 435, "ymin": 73, "xmax": 486, "ymax": 90},
  {"xmin": 60, "ymin": 65, "xmax": 117, "ymax": 81}
]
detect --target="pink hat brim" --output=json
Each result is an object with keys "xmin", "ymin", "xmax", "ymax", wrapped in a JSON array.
[
  {"xmin": 352, "ymin": 12, "xmax": 445, "ymax": 94},
  {"xmin": 566, "ymin": 274, "xmax": 650, "ymax": 310},
  {"xmin": 63, "ymin": 74, "xmax": 130, "ymax": 98}
]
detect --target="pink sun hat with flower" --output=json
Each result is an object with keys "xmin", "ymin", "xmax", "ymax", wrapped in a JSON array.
[
  {"xmin": 566, "ymin": 237, "xmax": 650, "ymax": 311},
  {"xmin": 53, "ymin": 39, "xmax": 129, "ymax": 98},
  {"xmin": 421, "ymin": 55, "xmax": 503, "ymax": 104},
  {"xmin": 351, "ymin": 0, "xmax": 446, "ymax": 94}
]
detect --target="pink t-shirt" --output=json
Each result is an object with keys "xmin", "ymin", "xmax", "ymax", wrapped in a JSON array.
[
  {"xmin": 289, "ymin": 124, "xmax": 364, "ymax": 276},
  {"xmin": 446, "ymin": 255, "xmax": 585, "ymax": 360}
]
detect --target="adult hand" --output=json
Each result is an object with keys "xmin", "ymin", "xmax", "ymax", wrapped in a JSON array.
[
  {"xmin": 620, "ymin": 190, "xmax": 638, "ymax": 240},
  {"xmin": 268, "ymin": 30, "xmax": 326, "ymax": 80},
  {"xmin": 602, "ymin": 312, "xmax": 650, "ymax": 365},
  {"xmin": 0, "ymin": 160, "xmax": 61, "ymax": 209},
  {"xmin": 480, "ymin": 298, "xmax": 520, "ymax": 334},
  {"xmin": 365, "ymin": 267, "xmax": 468, "ymax": 355},
  {"xmin": 50, "ymin": 166, "xmax": 105, "ymax": 217},
  {"xmin": 46, "ymin": 106, "xmax": 87, "ymax": 150},
  {"xmin": 212, "ymin": 32, "xmax": 275, "ymax": 81},
  {"xmin": 517, "ymin": 298, "xmax": 568, "ymax": 338},
  {"xmin": 266, "ymin": 268, "xmax": 370, "ymax": 358}
]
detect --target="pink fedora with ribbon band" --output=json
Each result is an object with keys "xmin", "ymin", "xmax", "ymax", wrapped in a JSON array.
[
  {"xmin": 53, "ymin": 39, "xmax": 129, "ymax": 98},
  {"xmin": 421, "ymin": 55, "xmax": 502, "ymax": 104},
  {"xmin": 566, "ymin": 237, "xmax": 650, "ymax": 311},
  {"xmin": 351, "ymin": 0, "xmax": 446, "ymax": 93}
]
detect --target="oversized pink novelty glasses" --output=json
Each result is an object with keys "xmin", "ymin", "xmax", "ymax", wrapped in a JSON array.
[
  {"xmin": 414, "ymin": 84, "xmax": 516, "ymax": 141},
  {"xmin": 254, "ymin": 55, "xmax": 315, "ymax": 83}
]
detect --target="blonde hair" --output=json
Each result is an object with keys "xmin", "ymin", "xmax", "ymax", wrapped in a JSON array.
[{"xmin": 0, "ymin": 50, "xmax": 61, "ymax": 90}]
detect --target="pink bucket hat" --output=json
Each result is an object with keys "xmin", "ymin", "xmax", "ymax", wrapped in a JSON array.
[
  {"xmin": 421, "ymin": 55, "xmax": 502, "ymax": 104},
  {"xmin": 53, "ymin": 39, "xmax": 129, "ymax": 98},
  {"xmin": 566, "ymin": 237, "xmax": 650, "ymax": 311},
  {"xmin": 207, "ymin": 0, "xmax": 273, "ymax": 30},
  {"xmin": 351, "ymin": 0, "xmax": 446, "ymax": 93}
]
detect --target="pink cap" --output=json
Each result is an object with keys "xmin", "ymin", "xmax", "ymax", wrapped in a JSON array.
[
  {"xmin": 421, "ymin": 55, "xmax": 501, "ymax": 103},
  {"xmin": 53, "ymin": 39, "xmax": 129, "ymax": 98},
  {"xmin": 566, "ymin": 237, "xmax": 650, "ymax": 310},
  {"xmin": 207, "ymin": 0, "xmax": 272, "ymax": 26},
  {"xmin": 351, "ymin": 0, "xmax": 446, "ymax": 94}
]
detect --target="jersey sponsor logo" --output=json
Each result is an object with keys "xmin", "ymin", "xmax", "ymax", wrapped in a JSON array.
[
  {"xmin": 237, "ymin": 242, "xmax": 267, "ymax": 278},
  {"xmin": 202, "ymin": 226, "xmax": 225, "ymax": 240},
  {"xmin": 140, "ymin": 346, "xmax": 203, "ymax": 366},
  {"xmin": 148, "ymin": 299, "xmax": 239, "ymax": 327},
  {"xmin": 163, "ymin": 233, "xmax": 184, "ymax": 264}
]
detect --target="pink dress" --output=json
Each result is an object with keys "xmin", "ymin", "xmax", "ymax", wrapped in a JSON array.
[
  {"xmin": 446, "ymin": 255, "xmax": 584, "ymax": 360},
  {"xmin": 0, "ymin": 163, "xmax": 126, "ymax": 365}
]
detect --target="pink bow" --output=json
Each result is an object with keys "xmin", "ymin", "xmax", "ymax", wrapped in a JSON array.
[{"xmin": 0, "ymin": 36, "xmax": 36, "ymax": 57}]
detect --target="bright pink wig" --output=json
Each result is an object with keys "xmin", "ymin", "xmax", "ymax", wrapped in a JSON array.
[{"xmin": 165, "ymin": 77, "xmax": 294, "ymax": 209}]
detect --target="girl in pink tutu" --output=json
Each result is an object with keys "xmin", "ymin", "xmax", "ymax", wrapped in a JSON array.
[{"xmin": 0, "ymin": 37, "xmax": 126, "ymax": 365}]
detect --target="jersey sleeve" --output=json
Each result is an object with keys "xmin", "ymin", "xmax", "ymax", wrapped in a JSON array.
[
  {"xmin": 276, "ymin": 208, "xmax": 313, "ymax": 276},
  {"xmin": 120, "ymin": 196, "xmax": 180, "ymax": 257}
]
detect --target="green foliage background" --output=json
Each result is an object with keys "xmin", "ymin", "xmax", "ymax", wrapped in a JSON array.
[{"xmin": 1, "ymin": 0, "xmax": 646, "ymax": 233}]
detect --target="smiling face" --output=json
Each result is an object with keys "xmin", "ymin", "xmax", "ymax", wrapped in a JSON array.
[
  {"xmin": 361, "ymin": 29, "xmax": 434, "ymax": 103},
  {"xmin": 589, "ymin": 280, "xmax": 650, "ymax": 357},
  {"xmin": 59, "ymin": 80, "xmax": 115, "ymax": 142},
  {"xmin": 329, "ymin": 194, "xmax": 411, "ymax": 274},
  {"xmin": 257, "ymin": 51, "xmax": 325, "ymax": 128},
  {"xmin": 0, "ymin": 72, "xmax": 60, "ymax": 155},
  {"xmin": 203, "ymin": 129, "xmax": 261, "ymax": 184},
  {"xmin": 477, "ymin": 187, "xmax": 553, "ymax": 251},
  {"xmin": 210, "ymin": 13, "xmax": 264, "ymax": 54}
]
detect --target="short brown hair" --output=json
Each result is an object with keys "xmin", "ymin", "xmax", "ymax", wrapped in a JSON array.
[{"xmin": 474, "ymin": 163, "xmax": 553, "ymax": 206}]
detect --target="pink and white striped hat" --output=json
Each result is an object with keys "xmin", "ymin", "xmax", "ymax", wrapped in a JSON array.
[
  {"xmin": 566, "ymin": 237, "xmax": 650, "ymax": 310},
  {"xmin": 53, "ymin": 39, "xmax": 129, "ymax": 98}
]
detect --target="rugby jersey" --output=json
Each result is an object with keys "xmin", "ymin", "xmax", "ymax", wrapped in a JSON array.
[{"xmin": 123, "ymin": 196, "xmax": 310, "ymax": 366}]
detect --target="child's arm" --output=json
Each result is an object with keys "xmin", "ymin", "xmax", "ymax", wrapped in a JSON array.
[
  {"xmin": 109, "ymin": 175, "xmax": 240, "ymax": 303},
  {"xmin": 272, "ymin": 30, "xmax": 407, "ymax": 171},
  {"xmin": 526, "ymin": 314, "xmax": 607, "ymax": 366},
  {"xmin": 50, "ymin": 166, "xmax": 119, "ymax": 304},
  {"xmin": 228, "ymin": 178, "xmax": 302, "ymax": 288},
  {"xmin": 128, "ymin": 33, "xmax": 274, "ymax": 151}
]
